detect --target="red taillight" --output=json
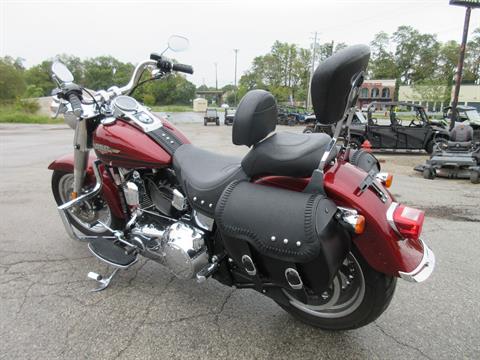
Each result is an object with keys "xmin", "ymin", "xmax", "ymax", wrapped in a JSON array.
[{"xmin": 391, "ymin": 204, "xmax": 425, "ymax": 240}]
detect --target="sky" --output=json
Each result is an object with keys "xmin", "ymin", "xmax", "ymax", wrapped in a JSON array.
[{"xmin": 1, "ymin": 0, "xmax": 479, "ymax": 88}]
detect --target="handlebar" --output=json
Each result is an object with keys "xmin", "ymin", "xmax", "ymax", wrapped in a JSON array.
[
  {"xmin": 172, "ymin": 63, "xmax": 194, "ymax": 74},
  {"xmin": 58, "ymin": 55, "xmax": 194, "ymax": 113},
  {"xmin": 67, "ymin": 92, "xmax": 83, "ymax": 117}
]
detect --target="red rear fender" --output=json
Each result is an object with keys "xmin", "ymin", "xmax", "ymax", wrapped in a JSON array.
[{"xmin": 254, "ymin": 161, "xmax": 425, "ymax": 277}]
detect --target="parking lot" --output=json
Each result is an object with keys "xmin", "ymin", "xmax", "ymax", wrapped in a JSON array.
[{"xmin": 1, "ymin": 122, "xmax": 479, "ymax": 359}]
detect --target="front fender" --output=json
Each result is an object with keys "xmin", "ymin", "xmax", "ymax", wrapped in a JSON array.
[{"xmin": 48, "ymin": 153, "xmax": 126, "ymax": 219}]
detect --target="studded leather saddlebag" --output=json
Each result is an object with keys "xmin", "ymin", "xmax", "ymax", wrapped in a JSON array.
[{"xmin": 215, "ymin": 181, "xmax": 350, "ymax": 291}]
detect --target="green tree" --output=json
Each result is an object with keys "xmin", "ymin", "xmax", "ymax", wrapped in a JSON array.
[
  {"xmin": 0, "ymin": 57, "xmax": 26, "ymax": 100},
  {"xmin": 238, "ymin": 41, "xmax": 312, "ymax": 102},
  {"xmin": 83, "ymin": 56, "xmax": 134, "ymax": 90},
  {"xmin": 464, "ymin": 27, "xmax": 480, "ymax": 84},
  {"xmin": 369, "ymin": 32, "xmax": 397, "ymax": 79},
  {"xmin": 144, "ymin": 74, "xmax": 195, "ymax": 105},
  {"xmin": 24, "ymin": 61, "xmax": 54, "ymax": 96},
  {"xmin": 392, "ymin": 26, "xmax": 440, "ymax": 84}
]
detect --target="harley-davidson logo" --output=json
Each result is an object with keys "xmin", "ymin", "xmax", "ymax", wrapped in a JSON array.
[{"xmin": 93, "ymin": 143, "xmax": 121, "ymax": 154}]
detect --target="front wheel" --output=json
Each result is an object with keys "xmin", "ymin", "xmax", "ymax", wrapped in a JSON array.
[
  {"xmin": 276, "ymin": 248, "xmax": 397, "ymax": 330},
  {"xmin": 52, "ymin": 171, "xmax": 124, "ymax": 236}
]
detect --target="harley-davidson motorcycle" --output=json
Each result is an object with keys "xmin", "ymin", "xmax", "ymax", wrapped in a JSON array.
[{"xmin": 48, "ymin": 36, "xmax": 435, "ymax": 330}]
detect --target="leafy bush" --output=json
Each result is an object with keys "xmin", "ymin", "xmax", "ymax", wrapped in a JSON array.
[
  {"xmin": 143, "ymin": 94, "xmax": 155, "ymax": 106},
  {"xmin": 15, "ymin": 98, "xmax": 40, "ymax": 114},
  {"xmin": 24, "ymin": 84, "xmax": 44, "ymax": 98}
]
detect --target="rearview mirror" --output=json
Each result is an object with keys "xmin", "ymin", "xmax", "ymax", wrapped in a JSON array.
[
  {"xmin": 51, "ymin": 62, "xmax": 74, "ymax": 83},
  {"xmin": 168, "ymin": 35, "xmax": 189, "ymax": 52}
]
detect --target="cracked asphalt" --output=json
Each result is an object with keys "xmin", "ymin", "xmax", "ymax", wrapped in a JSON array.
[{"xmin": 1, "ymin": 123, "xmax": 479, "ymax": 359}]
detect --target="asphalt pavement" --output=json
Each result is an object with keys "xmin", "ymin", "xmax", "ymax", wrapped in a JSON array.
[{"xmin": 1, "ymin": 122, "xmax": 479, "ymax": 359}]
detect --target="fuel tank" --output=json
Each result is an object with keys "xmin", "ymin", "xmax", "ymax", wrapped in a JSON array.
[{"xmin": 93, "ymin": 117, "xmax": 189, "ymax": 169}]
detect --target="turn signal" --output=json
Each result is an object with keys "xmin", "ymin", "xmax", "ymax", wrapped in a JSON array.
[
  {"xmin": 390, "ymin": 204, "xmax": 425, "ymax": 241},
  {"xmin": 342, "ymin": 213, "xmax": 365, "ymax": 234},
  {"xmin": 375, "ymin": 172, "xmax": 393, "ymax": 188},
  {"xmin": 354, "ymin": 215, "xmax": 366, "ymax": 234}
]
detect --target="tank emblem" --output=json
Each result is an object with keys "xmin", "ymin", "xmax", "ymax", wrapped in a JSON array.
[{"xmin": 94, "ymin": 143, "xmax": 121, "ymax": 154}]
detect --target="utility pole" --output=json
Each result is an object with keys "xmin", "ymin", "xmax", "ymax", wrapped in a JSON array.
[
  {"xmin": 306, "ymin": 32, "xmax": 318, "ymax": 111},
  {"xmin": 234, "ymin": 49, "xmax": 239, "ymax": 106},
  {"xmin": 214, "ymin": 62, "xmax": 218, "ymax": 90},
  {"xmin": 449, "ymin": 0, "xmax": 479, "ymax": 130}
]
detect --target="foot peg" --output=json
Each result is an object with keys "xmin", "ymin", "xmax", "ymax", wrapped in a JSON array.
[
  {"xmin": 87, "ymin": 268, "xmax": 119, "ymax": 292},
  {"xmin": 88, "ymin": 238, "xmax": 138, "ymax": 268},
  {"xmin": 196, "ymin": 262, "xmax": 219, "ymax": 283}
]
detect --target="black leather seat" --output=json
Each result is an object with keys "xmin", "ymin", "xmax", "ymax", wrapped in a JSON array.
[
  {"xmin": 242, "ymin": 132, "xmax": 332, "ymax": 177},
  {"xmin": 173, "ymin": 144, "xmax": 246, "ymax": 216}
]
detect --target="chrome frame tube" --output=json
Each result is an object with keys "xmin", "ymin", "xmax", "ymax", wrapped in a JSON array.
[{"xmin": 72, "ymin": 119, "xmax": 89, "ymax": 195}]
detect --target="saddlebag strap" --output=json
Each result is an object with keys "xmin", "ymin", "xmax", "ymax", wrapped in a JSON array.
[{"xmin": 229, "ymin": 239, "xmax": 263, "ymax": 291}]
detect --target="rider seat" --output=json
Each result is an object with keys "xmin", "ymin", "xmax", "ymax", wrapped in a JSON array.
[{"xmin": 446, "ymin": 124, "xmax": 474, "ymax": 151}]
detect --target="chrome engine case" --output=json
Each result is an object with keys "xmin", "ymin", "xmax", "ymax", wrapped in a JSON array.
[{"xmin": 132, "ymin": 220, "xmax": 208, "ymax": 279}]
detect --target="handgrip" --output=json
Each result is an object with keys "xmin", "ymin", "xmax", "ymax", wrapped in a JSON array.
[
  {"xmin": 67, "ymin": 92, "xmax": 83, "ymax": 117},
  {"xmin": 172, "ymin": 63, "xmax": 194, "ymax": 74}
]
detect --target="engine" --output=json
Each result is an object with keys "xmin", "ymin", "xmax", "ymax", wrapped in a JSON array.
[
  {"xmin": 121, "ymin": 170, "xmax": 209, "ymax": 279},
  {"xmin": 131, "ymin": 219, "xmax": 209, "ymax": 279}
]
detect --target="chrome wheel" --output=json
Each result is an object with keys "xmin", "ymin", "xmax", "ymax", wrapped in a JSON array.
[
  {"xmin": 57, "ymin": 173, "xmax": 112, "ymax": 233},
  {"xmin": 283, "ymin": 252, "xmax": 366, "ymax": 319}
]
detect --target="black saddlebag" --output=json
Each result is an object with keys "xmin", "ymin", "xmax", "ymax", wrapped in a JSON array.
[{"xmin": 215, "ymin": 181, "xmax": 350, "ymax": 292}]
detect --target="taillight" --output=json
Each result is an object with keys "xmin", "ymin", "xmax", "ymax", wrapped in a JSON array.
[{"xmin": 387, "ymin": 202, "xmax": 424, "ymax": 240}]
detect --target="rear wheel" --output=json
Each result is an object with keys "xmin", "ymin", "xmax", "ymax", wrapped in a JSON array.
[
  {"xmin": 276, "ymin": 248, "xmax": 397, "ymax": 330},
  {"xmin": 52, "ymin": 171, "xmax": 124, "ymax": 236}
]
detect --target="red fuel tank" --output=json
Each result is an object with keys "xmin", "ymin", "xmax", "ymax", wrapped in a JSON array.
[{"xmin": 93, "ymin": 118, "xmax": 189, "ymax": 168}]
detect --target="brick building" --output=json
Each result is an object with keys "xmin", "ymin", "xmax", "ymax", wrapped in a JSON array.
[{"xmin": 358, "ymin": 79, "xmax": 396, "ymax": 109}]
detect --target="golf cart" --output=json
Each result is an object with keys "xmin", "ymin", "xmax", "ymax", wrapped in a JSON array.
[
  {"xmin": 204, "ymin": 108, "xmax": 220, "ymax": 126},
  {"xmin": 347, "ymin": 102, "xmax": 449, "ymax": 153},
  {"xmin": 415, "ymin": 123, "xmax": 480, "ymax": 183},
  {"xmin": 224, "ymin": 108, "xmax": 236, "ymax": 125}
]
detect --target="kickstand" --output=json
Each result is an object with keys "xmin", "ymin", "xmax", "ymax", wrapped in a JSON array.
[{"xmin": 87, "ymin": 268, "xmax": 119, "ymax": 292}]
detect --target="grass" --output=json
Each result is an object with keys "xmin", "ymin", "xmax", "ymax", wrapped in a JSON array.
[
  {"xmin": 151, "ymin": 105, "xmax": 193, "ymax": 112},
  {"xmin": 0, "ymin": 104, "xmax": 61, "ymax": 124}
]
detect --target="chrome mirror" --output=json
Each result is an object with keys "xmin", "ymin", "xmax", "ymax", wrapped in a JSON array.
[
  {"xmin": 168, "ymin": 35, "xmax": 189, "ymax": 52},
  {"xmin": 51, "ymin": 62, "xmax": 74, "ymax": 83}
]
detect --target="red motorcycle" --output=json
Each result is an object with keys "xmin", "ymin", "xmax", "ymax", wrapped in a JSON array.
[{"xmin": 49, "ymin": 38, "xmax": 434, "ymax": 330}]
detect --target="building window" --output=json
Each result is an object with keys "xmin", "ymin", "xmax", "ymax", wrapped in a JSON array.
[
  {"xmin": 360, "ymin": 88, "xmax": 369, "ymax": 98},
  {"xmin": 371, "ymin": 88, "xmax": 380, "ymax": 98},
  {"xmin": 382, "ymin": 88, "xmax": 390, "ymax": 98}
]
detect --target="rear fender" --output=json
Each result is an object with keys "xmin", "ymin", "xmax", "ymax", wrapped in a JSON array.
[
  {"xmin": 254, "ymin": 162, "xmax": 426, "ymax": 278},
  {"xmin": 48, "ymin": 153, "xmax": 126, "ymax": 219}
]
